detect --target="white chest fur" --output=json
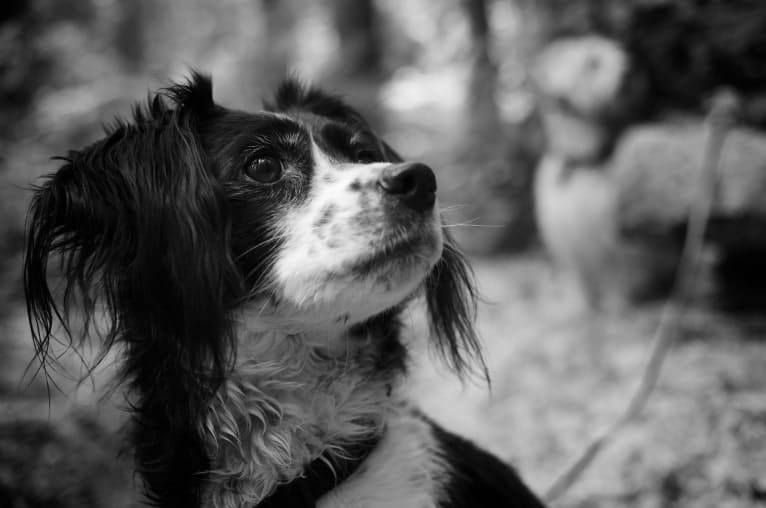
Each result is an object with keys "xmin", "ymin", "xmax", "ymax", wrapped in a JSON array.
[
  {"xmin": 318, "ymin": 411, "xmax": 447, "ymax": 508},
  {"xmin": 203, "ymin": 327, "xmax": 403, "ymax": 508}
]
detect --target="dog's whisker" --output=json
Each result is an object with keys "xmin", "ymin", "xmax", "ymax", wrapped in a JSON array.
[
  {"xmin": 235, "ymin": 233, "xmax": 290, "ymax": 260},
  {"xmin": 438, "ymin": 204, "xmax": 468, "ymax": 213},
  {"xmin": 441, "ymin": 223, "xmax": 505, "ymax": 228}
]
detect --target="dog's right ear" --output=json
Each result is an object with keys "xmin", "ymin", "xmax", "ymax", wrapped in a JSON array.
[
  {"xmin": 24, "ymin": 73, "xmax": 240, "ymax": 506},
  {"xmin": 24, "ymin": 72, "xmax": 226, "ymax": 370},
  {"xmin": 24, "ymin": 155, "xmax": 122, "ymax": 368}
]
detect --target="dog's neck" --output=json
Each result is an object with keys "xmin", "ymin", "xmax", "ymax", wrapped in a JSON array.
[{"xmin": 202, "ymin": 316, "xmax": 406, "ymax": 508}]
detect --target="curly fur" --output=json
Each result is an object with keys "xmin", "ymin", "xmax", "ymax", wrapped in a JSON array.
[{"xmin": 202, "ymin": 319, "xmax": 402, "ymax": 507}]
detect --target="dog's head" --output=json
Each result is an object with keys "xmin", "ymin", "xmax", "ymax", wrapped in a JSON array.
[
  {"xmin": 24, "ymin": 72, "xmax": 482, "ymax": 504},
  {"xmin": 240, "ymin": 81, "xmax": 443, "ymax": 332}
]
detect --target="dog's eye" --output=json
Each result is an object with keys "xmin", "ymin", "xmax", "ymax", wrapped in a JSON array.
[
  {"xmin": 355, "ymin": 149, "xmax": 378, "ymax": 164},
  {"xmin": 245, "ymin": 157, "xmax": 283, "ymax": 183}
]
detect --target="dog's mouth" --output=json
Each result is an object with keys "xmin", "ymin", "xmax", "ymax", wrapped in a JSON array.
[{"xmin": 348, "ymin": 229, "xmax": 442, "ymax": 278}]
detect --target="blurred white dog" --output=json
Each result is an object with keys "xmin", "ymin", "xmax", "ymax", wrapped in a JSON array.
[{"xmin": 533, "ymin": 36, "xmax": 631, "ymax": 309}]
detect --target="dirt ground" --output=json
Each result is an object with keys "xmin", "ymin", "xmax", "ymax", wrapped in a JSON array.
[
  {"xmin": 411, "ymin": 255, "xmax": 766, "ymax": 508},
  {"xmin": 2, "ymin": 253, "xmax": 765, "ymax": 507}
]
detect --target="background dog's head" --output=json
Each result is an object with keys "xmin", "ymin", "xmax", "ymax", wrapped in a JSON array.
[{"xmin": 24, "ymin": 72, "xmax": 483, "ymax": 504}]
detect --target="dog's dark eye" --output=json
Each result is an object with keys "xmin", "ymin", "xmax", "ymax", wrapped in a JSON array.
[
  {"xmin": 245, "ymin": 157, "xmax": 283, "ymax": 183},
  {"xmin": 355, "ymin": 149, "xmax": 378, "ymax": 164}
]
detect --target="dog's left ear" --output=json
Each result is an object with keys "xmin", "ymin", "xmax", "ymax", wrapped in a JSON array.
[
  {"xmin": 379, "ymin": 140, "xmax": 404, "ymax": 163},
  {"xmin": 425, "ymin": 230, "xmax": 486, "ymax": 378}
]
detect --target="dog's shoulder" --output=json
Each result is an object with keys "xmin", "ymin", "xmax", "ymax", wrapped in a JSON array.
[
  {"xmin": 317, "ymin": 408, "xmax": 443, "ymax": 508},
  {"xmin": 429, "ymin": 419, "xmax": 546, "ymax": 508},
  {"xmin": 318, "ymin": 409, "xmax": 545, "ymax": 508}
]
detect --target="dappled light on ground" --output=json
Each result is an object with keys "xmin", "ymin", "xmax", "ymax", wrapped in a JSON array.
[{"xmin": 411, "ymin": 256, "xmax": 766, "ymax": 507}]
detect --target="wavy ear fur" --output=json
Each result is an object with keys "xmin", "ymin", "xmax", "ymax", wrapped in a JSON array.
[
  {"xmin": 425, "ymin": 231, "xmax": 486, "ymax": 379},
  {"xmin": 24, "ymin": 72, "xmax": 241, "ymax": 506}
]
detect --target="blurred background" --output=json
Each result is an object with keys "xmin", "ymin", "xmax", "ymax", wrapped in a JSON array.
[{"xmin": 1, "ymin": 0, "xmax": 765, "ymax": 506}]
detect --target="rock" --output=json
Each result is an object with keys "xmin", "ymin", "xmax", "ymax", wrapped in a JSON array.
[
  {"xmin": 613, "ymin": 120, "xmax": 766, "ymax": 310},
  {"xmin": 613, "ymin": 121, "xmax": 766, "ymax": 247}
]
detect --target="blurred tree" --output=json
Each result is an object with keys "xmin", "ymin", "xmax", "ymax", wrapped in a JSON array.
[
  {"xmin": 625, "ymin": 0, "xmax": 766, "ymax": 123},
  {"xmin": 113, "ymin": 0, "xmax": 147, "ymax": 72},
  {"xmin": 329, "ymin": 0, "xmax": 381, "ymax": 77},
  {"xmin": 519, "ymin": 0, "xmax": 766, "ymax": 124},
  {"xmin": 463, "ymin": 0, "xmax": 500, "ymax": 133},
  {"xmin": 257, "ymin": 0, "xmax": 297, "ymax": 91},
  {"xmin": 443, "ymin": 0, "xmax": 537, "ymax": 253},
  {"xmin": 0, "ymin": 0, "xmax": 49, "ymax": 142},
  {"xmin": 515, "ymin": 0, "xmax": 630, "ymax": 41},
  {"xmin": 0, "ymin": 0, "xmax": 26, "ymax": 23}
]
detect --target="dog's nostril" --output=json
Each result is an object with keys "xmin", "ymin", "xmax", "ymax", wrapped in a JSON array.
[{"xmin": 378, "ymin": 162, "xmax": 437, "ymax": 213}]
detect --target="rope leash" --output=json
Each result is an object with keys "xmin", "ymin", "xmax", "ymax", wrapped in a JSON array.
[{"xmin": 543, "ymin": 90, "xmax": 741, "ymax": 504}]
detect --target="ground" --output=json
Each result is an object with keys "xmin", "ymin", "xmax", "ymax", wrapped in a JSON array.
[{"xmin": 412, "ymin": 255, "xmax": 766, "ymax": 508}]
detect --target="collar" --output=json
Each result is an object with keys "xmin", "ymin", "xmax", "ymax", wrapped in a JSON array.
[{"xmin": 256, "ymin": 434, "xmax": 381, "ymax": 508}]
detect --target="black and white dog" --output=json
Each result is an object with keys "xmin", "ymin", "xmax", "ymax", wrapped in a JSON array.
[{"xmin": 24, "ymin": 73, "xmax": 545, "ymax": 508}]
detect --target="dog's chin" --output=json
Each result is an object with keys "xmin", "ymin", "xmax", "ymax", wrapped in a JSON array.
[
  {"xmin": 348, "ymin": 231, "xmax": 441, "ymax": 280},
  {"xmin": 246, "ymin": 226, "xmax": 443, "ymax": 334}
]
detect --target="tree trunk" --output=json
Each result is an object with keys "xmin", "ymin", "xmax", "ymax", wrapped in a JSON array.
[{"xmin": 330, "ymin": 0, "xmax": 381, "ymax": 77}]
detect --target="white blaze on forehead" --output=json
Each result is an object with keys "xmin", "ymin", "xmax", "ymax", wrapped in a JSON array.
[
  {"xmin": 310, "ymin": 140, "xmax": 391, "ymax": 183},
  {"xmin": 268, "ymin": 141, "xmax": 442, "ymax": 326}
]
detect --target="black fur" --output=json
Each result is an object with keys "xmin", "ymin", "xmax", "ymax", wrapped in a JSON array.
[
  {"xmin": 25, "ymin": 72, "xmax": 241, "ymax": 506},
  {"xmin": 430, "ymin": 419, "xmax": 546, "ymax": 508}
]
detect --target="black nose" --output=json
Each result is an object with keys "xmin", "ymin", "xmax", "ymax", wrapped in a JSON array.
[{"xmin": 378, "ymin": 162, "xmax": 437, "ymax": 213}]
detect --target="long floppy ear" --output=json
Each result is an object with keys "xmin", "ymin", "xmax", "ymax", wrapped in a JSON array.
[
  {"xmin": 378, "ymin": 136, "xmax": 485, "ymax": 377},
  {"xmin": 375, "ymin": 134, "xmax": 484, "ymax": 378},
  {"xmin": 425, "ymin": 229, "xmax": 486, "ymax": 379},
  {"xmin": 23, "ymin": 72, "xmax": 241, "ymax": 506}
]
